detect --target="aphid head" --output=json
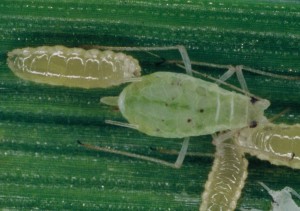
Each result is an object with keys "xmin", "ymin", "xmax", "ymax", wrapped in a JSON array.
[{"xmin": 249, "ymin": 98, "xmax": 270, "ymax": 126}]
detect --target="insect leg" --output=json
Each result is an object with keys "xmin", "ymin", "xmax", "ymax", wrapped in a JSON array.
[
  {"xmin": 218, "ymin": 65, "xmax": 249, "ymax": 92},
  {"xmin": 78, "ymin": 141, "xmax": 179, "ymax": 168},
  {"xmin": 105, "ymin": 120, "xmax": 139, "ymax": 130},
  {"xmin": 78, "ymin": 138, "xmax": 190, "ymax": 169},
  {"xmin": 173, "ymin": 137, "xmax": 189, "ymax": 168}
]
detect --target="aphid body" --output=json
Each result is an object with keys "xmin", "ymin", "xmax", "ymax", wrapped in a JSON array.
[
  {"xmin": 235, "ymin": 123, "xmax": 300, "ymax": 169},
  {"xmin": 104, "ymin": 71, "xmax": 270, "ymax": 138},
  {"xmin": 7, "ymin": 45, "xmax": 141, "ymax": 88}
]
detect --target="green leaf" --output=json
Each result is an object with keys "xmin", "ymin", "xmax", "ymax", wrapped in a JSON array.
[{"xmin": 0, "ymin": 0, "xmax": 300, "ymax": 210}]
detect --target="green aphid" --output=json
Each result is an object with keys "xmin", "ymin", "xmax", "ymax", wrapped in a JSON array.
[{"xmin": 101, "ymin": 71, "xmax": 270, "ymax": 138}]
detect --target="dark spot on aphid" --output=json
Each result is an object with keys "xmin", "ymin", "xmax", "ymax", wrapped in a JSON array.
[
  {"xmin": 165, "ymin": 103, "xmax": 169, "ymax": 107},
  {"xmin": 250, "ymin": 97, "xmax": 258, "ymax": 104},
  {"xmin": 156, "ymin": 128, "xmax": 160, "ymax": 132},
  {"xmin": 187, "ymin": 118, "xmax": 192, "ymax": 123},
  {"xmin": 176, "ymin": 80, "xmax": 182, "ymax": 86},
  {"xmin": 199, "ymin": 109, "xmax": 204, "ymax": 113},
  {"xmin": 161, "ymin": 119, "xmax": 165, "ymax": 122},
  {"xmin": 171, "ymin": 97, "xmax": 175, "ymax": 101},
  {"xmin": 249, "ymin": 121, "xmax": 257, "ymax": 128}
]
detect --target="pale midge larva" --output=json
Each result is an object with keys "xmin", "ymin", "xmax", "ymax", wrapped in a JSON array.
[
  {"xmin": 7, "ymin": 45, "xmax": 141, "ymax": 88},
  {"xmin": 200, "ymin": 135, "xmax": 248, "ymax": 211},
  {"xmin": 236, "ymin": 123, "xmax": 300, "ymax": 169},
  {"xmin": 10, "ymin": 45, "xmax": 298, "ymax": 210},
  {"xmin": 200, "ymin": 123, "xmax": 300, "ymax": 211}
]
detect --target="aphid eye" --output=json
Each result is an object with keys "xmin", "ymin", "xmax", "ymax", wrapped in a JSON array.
[
  {"xmin": 250, "ymin": 97, "xmax": 259, "ymax": 104},
  {"xmin": 249, "ymin": 121, "xmax": 258, "ymax": 128}
]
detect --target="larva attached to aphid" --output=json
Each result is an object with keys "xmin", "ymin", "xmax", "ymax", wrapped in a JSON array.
[
  {"xmin": 7, "ymin": 45, "xmax": 141, "ymax": 88},
  {"xmin": 235, "ymin": 123, "xmax": 300, "ymax": 169},
  {"xmin": 200, "ymin": 135, "xmax": 248, "ymax": 211},
  {"xmin": 200, "ymin": 123, "xmax": 300, "ymax": 211}
]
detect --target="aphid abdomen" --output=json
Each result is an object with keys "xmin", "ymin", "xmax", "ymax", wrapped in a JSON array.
[
  {"xmin": 200, "ymin": 138, "xmax": 248, "ymax": 211},
  {"xmin": 7, "ymin": 46, "xmax": 141, "ymax": 88},
  {"xmin": 237, "ymin": 124, "xmax": 300, "ymax": 169},
  {"xmin": 118, "ymin": 72, "xmax": 269, "ymax": 138}
]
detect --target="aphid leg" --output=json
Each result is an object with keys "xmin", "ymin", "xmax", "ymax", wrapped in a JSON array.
[
  {"xmin": 105, "ymin": 120, "xmax": 139, "ymax": 130},
  {"xmin": 151, "ymin": 147, "xmax": 214, "ymax": 158},
  {"xmin": 78, "ymin": 141, "xmax": 180, "ymax": 168},
  {"xmin": 218, "ymin": 65, "xmax": 249, "ymax": 93},
  {"xmin": 176, "ymin": 45, "xmax": 192, "ymax": 76},
  {"xmin": 174, "ymin": 137, "xmax": 189, "ymax": 168},
  {"xmin": 78, "ymin": 137, "xmax": 190, "ymax": 169}
]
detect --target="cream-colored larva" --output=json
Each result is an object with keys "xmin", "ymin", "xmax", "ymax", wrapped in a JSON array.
[
  {"xmin": 7, "ymin": 45, "xmax": 141, "ymax": 88},
  {"xmin": 235, "ymin": 123, "xmax": 300, "ymax": 169},
  {"xmin": 200, "ymin": 136, "xmax": 248, "ymax": 211}
]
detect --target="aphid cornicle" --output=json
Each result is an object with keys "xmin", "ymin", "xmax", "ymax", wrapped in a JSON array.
[
  {"xmin": 7, "ymin": 45, "xmax": 141, "ymax": 88},
  {"xmin": 102, "ymin": 71, "xmax": 270, "ymax": 138}
]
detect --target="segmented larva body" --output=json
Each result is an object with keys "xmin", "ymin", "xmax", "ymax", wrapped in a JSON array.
[
  {"xmin": 7, "ymin": 46, "xmax": 141, "ymax": 88},
  {"xmin": 115, "ymin": 72, "xmax": 270, "ymax": 138},
  {"xmin": 236, "ymin": 123, "xmax": 300, "ymax": 169},
  {"xmin": 200, "ymin": 138, "xmax": 248, "ymax": 211}
]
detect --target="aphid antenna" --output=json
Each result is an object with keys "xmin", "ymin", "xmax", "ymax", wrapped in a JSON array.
[
  {"xmin": 170, "ymin": 60, "xmax": 300, "ymax": 80},
  {"xmin": 77, "ymin": 137, "xmax": 190, "ymax": 169},
  {"xmin": 268, "ymin": 108, "xmax": 290, "ymax": 123},
  {"xmin": 80, "ymin": 45, "xmax": 185, "ymax": 52},
  {"xmin": 150, "ymin": 147, "xmax": 214, "ymax": 158},
  {"xmin": 81, "ymin": 45, "xmax": 193, "ymax": 76},
  {"xmin": 176, "ymin": 63, "xmax": 263, "ymax": 101}
]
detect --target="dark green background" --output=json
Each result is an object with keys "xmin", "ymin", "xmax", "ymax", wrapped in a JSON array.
[{"xmin": 0, "ymin": 0, "xmax": 300, "ymax": 210}]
